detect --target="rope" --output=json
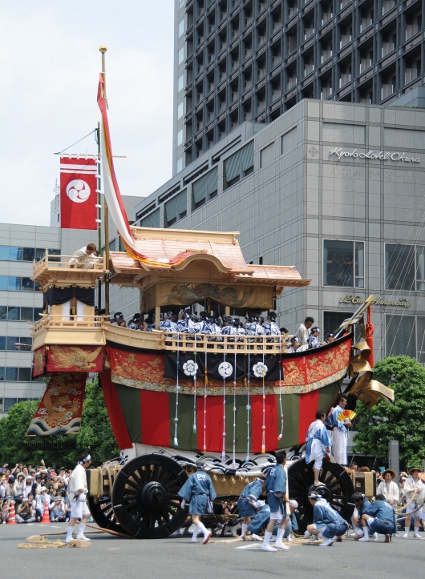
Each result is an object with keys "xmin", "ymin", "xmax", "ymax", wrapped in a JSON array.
[
  {"xmin": 54, "ymin": 129, "xmax": 97, "ymax": 155},
  {"xmin": 174, "ymin": 333, "xmax": 180, "ymax": 446},
  {"xmin": 232, "ymin": 351, "xmax": 237, "ymax": 469},
  {"xmin": 221, "ymin": 351, "xmax": 227, "ymax": 462}
]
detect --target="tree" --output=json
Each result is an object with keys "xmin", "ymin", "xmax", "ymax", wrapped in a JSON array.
[
  {"xmin": 0, "ymin": 378, "xmax": 119, "ymax": 468},
  {"xmin": 353, "ymin": 355, "xmax": 425, "ymax": 469}
]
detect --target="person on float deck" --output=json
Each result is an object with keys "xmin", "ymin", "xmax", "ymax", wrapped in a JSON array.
[
  {"xmin": 358, "ymin": 493, "xmax": 397, "ymax": 543},
  {"xmin": 262, "ymin": 450, "xmax": 290, "ymax": 552},
  {"xmin": 221, "ymin": 316, "xmax": 233, "ymax": 335},
  {"xmin": 295, "ymin": 316, "xmax": 314, "ymax": 346},
  {"xmin": 305, "ymin": 410, "xmax": 332, "ymax": 487},
  {"xmin": 325, "ymin": 394, "xmax": 352, "ymax": 466},
  {"xmin": 238, "ymin": 476, "xmax": 266, "ymax": 540},
  {"xmin": 128, "ymin": 313, "xmax": 144, "ymax": 330},
  {"xmin": 66, "ymin": 453, "xmax": 92, "ymax": 543},
  {"xmin": 178, "ymin": 458, "xmax": 216, "ymax": 545},
  {"xmin": 160, "ymin": 311, "xmax": 177, "ymax": 332},
  {"xmin": 307, "ymin": 327, "xmax": 324, "ymax": 348},
  {"xmin": 325, "ymin": 333, "xmax": 335, "ymax": 343},
  {"xmin": 305, "ymin": 492, "xmax": 349, "ymax": 546},
  {"xmin": 198, "ymin": 311, "xmax": 213, "ymax": 334},
  {"xmin": 263, "ymin": 312, "xmax": 281, "ymax": 336},
  {"xmin": 245, "ymin": 313, "xmax": 265, "ymax": 336},
  {"xmin": 287, "ymin": 337, "xmax": 308, "ymax": 353}
]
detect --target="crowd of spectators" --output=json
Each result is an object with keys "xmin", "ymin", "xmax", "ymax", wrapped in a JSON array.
[{"xmin": 0, "ymin": 462, "xmax": 81, "ymax": 524}]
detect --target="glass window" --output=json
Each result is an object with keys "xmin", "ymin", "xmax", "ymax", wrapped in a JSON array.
[
  {"xmin": 224, "ymin": 141, "xmax": 254, "ymax": 189},
  {"xmin": 177, "ymin": 102, "xmax": 184, "ymax": 119},
  {"xmin": 5, "ymin": 368, "xmax": 18, "ymax": 381},
  {"xmin": 21, "ymin": 278, "xmax": 34, "ymax": 291},
  {"xmin": 9, "ymin": 247, "xmax": 22, "ymax": 260},
  {"xmin": 323, "ymin": 311, "xmax": 354, "ymax": 339},
  {"xmin": 385, "ymin": 244, "xmax": 415, "ymax": 290},
  {"xmin": 192, "ymin": 167, "xmax": 218, "ymax": 208},
  {"xmin": 0, "ymin": 277, "xmax": 8, "ymax": 290},
  {"xmin": 178, "ymin": 74, "xmax": 185, "ymax": 92},
  {"xmin": 177, "ymin": 129, "xmax": 184, "ymax": 147},
  {"xmin": 33, "ymin": 308, "xmax": 43, "ymax": 321},
  {"xmin": 178, "ymin": 19, "xmax": 185, "ymax": 37},
  {"xmin": 386, "ymin": 315, "xmax": 416, "ymax": 358},
  {"xmin": 4, "ymin": 398, "xmax": 17, "ymax": 411},
  {"xmin": 176, "ymin": 156, "xmax": 183, "ymax": 173},
  {"xmin": 0, "ymin": 306, "xmax": 7, "ymax": 319},
  {"xmin": 18, "ymin": 368, "xmax": 31, "ymax": 381},
  {"xmin": 0, "ymin": 246, "xmax": 9, "ymax": 260},
  {"xmin": 0, "ymin": 337, "xmax": 5, "ymax": 350},
  {"xmin": 178, "ymin": 46, "xmax": 185, "ymax": 65},
  {"xmin": 7, "ymin": 307, "xmax": 20, "ymax": 320},
  {"xmin": 6, "ymin": 337, "xmax": 19, "ymax": 350},
  {"xmin": 416, "ymin": 246, "xmax": 425, "ymax": 291},
  {"xmin": 165, "ymin": 190, "xmax": 187, "ymax": 226},
  {"xmin": 22, "ymin": 248, "xmax": 35, "ymax": 261},
  {"xmin": 35, "ymin": 248, "xmax": 45, "ymax": 261},
  {"xmin": 323, "ymin": 240, "xmax": 364, "ymax": 287},
  {"xmin": 20, "ymin": 307, "xmax": 33, "ymax": 321},
  {"xmin": 141, "ymin": 209, "xmax": 160, "ymax": 228},
  {"xmin": 7, "ymin": 277, "xmax": 22, "ymax": 291},
  {"xmin": 0, "ymin": 368, "xmax": 4, "ymax": 380}
]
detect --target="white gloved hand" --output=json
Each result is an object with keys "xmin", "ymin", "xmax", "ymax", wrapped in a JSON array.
[{"xmin": 181, "ymin": 499, "xmax": 186, "ymax": 509}]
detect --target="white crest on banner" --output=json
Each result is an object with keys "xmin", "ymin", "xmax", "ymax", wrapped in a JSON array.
[
  {"xmin": 218, "ymin": 361, "xmax": 233, "ymax": 378},
  {"xmin": 66, "ymin": 179, "xmax": 91, "ymax": 203}
]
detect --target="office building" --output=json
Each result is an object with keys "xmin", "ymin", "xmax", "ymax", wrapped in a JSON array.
[
  {"xmin": 136, "ymin": 98, "xmax": 425, "ymax": 364},
  {"xmin": 173, "ymin": 0, "xmax": 424, "ymax": 174}
]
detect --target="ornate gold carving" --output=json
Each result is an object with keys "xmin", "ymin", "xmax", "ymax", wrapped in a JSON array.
[{"xmin": 50, "ymin": 346, "xmax": 102, "ymax": 371}]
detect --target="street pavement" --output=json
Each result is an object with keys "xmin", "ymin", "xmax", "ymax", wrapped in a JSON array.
[{"xmin": 1, "ymin": 522, "xmax": 424, "ymax": 578}]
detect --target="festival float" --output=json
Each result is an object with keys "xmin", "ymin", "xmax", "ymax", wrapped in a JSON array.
[{"xmin": 27, "ymin": 63, "xmax": 394, "ymax": 539}]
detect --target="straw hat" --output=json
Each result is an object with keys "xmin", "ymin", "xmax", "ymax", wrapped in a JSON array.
[
  {"xmin": 408, "ymin": 466, "xmax": 423, "ymax": 475},
  {"xmin": 382, "ymin": 469, "xmax": 396, "ymax": 479}
]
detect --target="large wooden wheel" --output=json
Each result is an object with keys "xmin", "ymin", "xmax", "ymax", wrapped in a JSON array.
[
  {"xmin": 88, "ymin": 495, "xmax": 131, "ymax": 536},
  {"xmin": 288, "ymin": 458, "xmax": 354, "ymax": 533},
  {"xmin": 111, "ymin": 454, "xmax": 189, "ymax": 539}
]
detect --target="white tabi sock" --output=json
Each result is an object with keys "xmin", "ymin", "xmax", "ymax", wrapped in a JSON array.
[
  {"xmin": 413, "ymin": 527, "xmax": 422, "ymax": 537},
  {"xmin": 78, "ymin": 523, "xmax": 86, "ymax": 534},
  {"xmin": 66, "ymin": 526, "xmax": 74, "ymax": 539},
  {"xmin": 191, "ymin": 525, "xmax": 199, "ymax": 542},
  {"xmin": 362, "ymin": 527, "xmax": 369, "ymax": 540},
  {"xmin": 262, "ymin": 530, "xmax": 273, "ymax": 546},
  {"xmin": 197, "ymin": 521, "xmax": 209, "ymax": 537},
  {"xmin": 241, "ymin": 523, "xmax": 247, "ymax": 536},
  {"xmin": 405, "ymin": 527, "xmax": 409, "ymax": 534},
  {"xmin": 277, "ymin": 528, "xmax": 284, "ymax": 540}
]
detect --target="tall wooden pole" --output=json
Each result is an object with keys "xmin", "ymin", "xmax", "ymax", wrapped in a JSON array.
[{"xmin": 99, "ymin": 45, "xmax": 110, "ymax": 317}]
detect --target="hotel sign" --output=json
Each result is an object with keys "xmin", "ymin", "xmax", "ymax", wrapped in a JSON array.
[
  {"xmin": 339, "ymin": 295, "xmax": 411, "ymax": 308},
  {"xmin": 329, "ymin": 147, "xmax": 421, "ymax": 163}
]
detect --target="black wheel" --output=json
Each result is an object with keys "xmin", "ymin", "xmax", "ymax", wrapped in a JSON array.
[
  {"xmin": 88, "ymin": 495, "xmax": 131, "ymax": 536},
  {"xmin": 111, "ymin": 454, "xmax": 189, "ymax": 539},
  {"xmin": 288, "ymin": 459, "xmax": 354, "ymax": 533}
]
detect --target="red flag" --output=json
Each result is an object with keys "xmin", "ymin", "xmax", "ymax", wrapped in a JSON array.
[{"xmin": 60, "ymin": 156, "xmax": 98, "ymax": 230}]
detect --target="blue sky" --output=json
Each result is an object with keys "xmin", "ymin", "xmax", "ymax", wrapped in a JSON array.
[{"xmin": 0, "ymin": 0, "xmax": 174, "ymax": 225}]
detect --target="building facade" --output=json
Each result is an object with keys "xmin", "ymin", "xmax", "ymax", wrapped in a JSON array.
[
  {"xmin": 136, "ymin": 98, "xmax": 425, "ymax": 363},
  {"xmin": 173, "ymin": 0, "xmax": 424, "ymax": 173}
]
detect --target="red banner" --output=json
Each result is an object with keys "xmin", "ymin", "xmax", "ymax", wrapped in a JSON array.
[
  {"xmin": 46, "ymin": 345, "xmax": 104, "ymax": 373},
  {"xmin": 60, "ymin": 156, "xmax": 97, "ymax": 230}
]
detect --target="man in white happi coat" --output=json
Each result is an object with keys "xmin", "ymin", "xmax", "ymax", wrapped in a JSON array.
[
  {"xmin": 401, "ymin": 467, "xmax": 425, "ymax": 539},
  {"xmin": 325, "ymin": 395, "xmax": 352, "ymax": 466},
  {"xmin": 377, "ymin": 469, "xmax": 399, "ymax": 509},
  {"xmin": 65, "ymin": 453, "xmax": 92, "ymax": 543},
  {"xmin": 305, "ymin": 410, "xmax": 332, "ymax": 486}
]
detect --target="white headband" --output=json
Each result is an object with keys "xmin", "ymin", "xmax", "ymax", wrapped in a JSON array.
[{"xmin": 79, "ymin": 454, "xmax": 91, "ymax": 464}]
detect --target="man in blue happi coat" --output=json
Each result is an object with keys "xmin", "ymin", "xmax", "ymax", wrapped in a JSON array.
[
  {"xmin": 358, "ymin": 494, "xmax": 397, "ymax": 543},
  {"xmin": 305, "ymin": 410, "xmax": 332, "ymax": 486},
  {"xmin": 351, "ymin": 492, "xmax": 372, "ymax": 539},
  {"xmin": 261, "ymin": 451, "xmax": 290, "ymax": 552},
  {"xmin": 178, "ymin": 458, "xmax": 217, "ymax": 544},
  {"xmin": 305, "ymin": 492, "xmax": 349, "ymax": 546},
  {"xmin": 246, "ymin": 500, "xmax": 270, "ymax": 540},
  {"xmin": 238, "ymin": 477, "xmax": 266, "ymax": 540}
]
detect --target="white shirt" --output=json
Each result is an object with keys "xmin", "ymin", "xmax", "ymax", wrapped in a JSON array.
[
  {"xmin": 69, "ymin": 464, "xmax": 88, "ymax": 494},
  {"xmin": 296, "ymin": 323, "xmax": 310, "ymax": 346},
  {"xmin": 377, "ymin": 480, "xmax": 399, "ymax": 503},
  {"xmin": 68, "ymin": 247, "xmax": 101, "ymax": 269}
]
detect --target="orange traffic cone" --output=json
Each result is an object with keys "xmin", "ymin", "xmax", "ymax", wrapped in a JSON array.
[
  {"xmin": 7, "ymin": 500, "xmax": 16, "ymax": 525},
  {"xmin": 41, "ymin": 499, "xmax": 50, "ymax": 524}
]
